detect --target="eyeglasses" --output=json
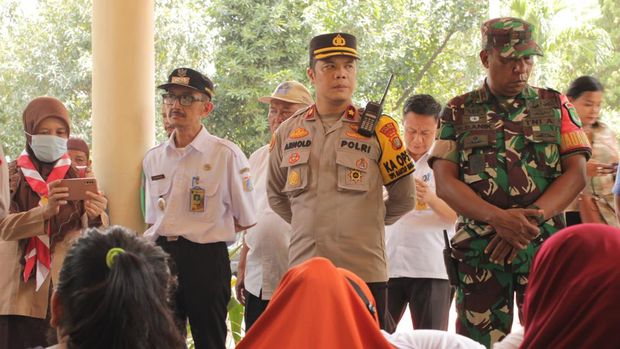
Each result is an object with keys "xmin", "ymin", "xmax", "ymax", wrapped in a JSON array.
[{"xmin": 162, "ymin": 93, "xmax": 207, "ymax": 106}]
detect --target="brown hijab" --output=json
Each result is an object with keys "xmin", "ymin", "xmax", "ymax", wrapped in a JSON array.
[{"xmin": 9, "ymin": 97, "xmax": 84, "ymax": 248}]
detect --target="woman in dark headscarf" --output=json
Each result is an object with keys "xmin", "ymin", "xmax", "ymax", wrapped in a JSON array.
[
  {"xmin": 520, "ymin": 223, "xmax": 620, "ymax": 349},
  {"xmin": 0, "ymin": 97, "xmax": 107, "ymax": 349}
]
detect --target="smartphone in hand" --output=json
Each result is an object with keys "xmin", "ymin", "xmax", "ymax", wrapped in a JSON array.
[{"xmin": 59, "ymin": 178, "xmax": 98, "ymax": 201}]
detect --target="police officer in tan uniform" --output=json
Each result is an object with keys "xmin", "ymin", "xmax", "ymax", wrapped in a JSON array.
[{"xmin": 267, "ymin": 33, "xmax": 416, "ymax": 328}]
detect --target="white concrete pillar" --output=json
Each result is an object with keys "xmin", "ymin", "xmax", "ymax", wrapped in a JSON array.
[{"xmin": 91, "ymin": 0, "xmax": 154, "ymax": 233}]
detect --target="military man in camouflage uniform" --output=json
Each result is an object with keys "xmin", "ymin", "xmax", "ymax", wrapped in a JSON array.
[
  {"xmin": 267, "ymin": 33, "xmax": 416, "ymax": 328},
  {"xmin": 429, "ymin": 18, "xmax": 591, "ymax": 347}
]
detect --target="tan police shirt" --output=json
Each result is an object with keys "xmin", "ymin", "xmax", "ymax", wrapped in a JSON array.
[{"xmin": 267, "ymin": 105, "xmax": 416, "ymax": 282}]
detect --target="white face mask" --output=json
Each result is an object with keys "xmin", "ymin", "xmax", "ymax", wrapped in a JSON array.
[{"xmin": 28, "ymin": 134, "xmax": 68, "ymax": 163}]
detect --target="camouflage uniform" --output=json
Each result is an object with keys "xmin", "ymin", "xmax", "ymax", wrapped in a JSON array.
[{"xmin": 428, "ymin": 18, "xmax": 592, "ymax": 348}]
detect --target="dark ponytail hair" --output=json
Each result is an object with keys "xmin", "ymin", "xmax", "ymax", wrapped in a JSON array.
[
  {"xmin": 566, "ymin": 76, "xmax": 604, "ymax": 99},
  {"xmin": 55, "ymin": 226, "xmax": 184, "ymax": 349}
]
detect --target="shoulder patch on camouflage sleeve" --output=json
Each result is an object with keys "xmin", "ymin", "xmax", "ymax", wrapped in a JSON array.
[
  {"xmin": 564, "ymin": 101, "xmax": 582, "ymax": 127},
  {"xmin": 375, "ymin": 115, "xmax": 414, "ymax": 185}
]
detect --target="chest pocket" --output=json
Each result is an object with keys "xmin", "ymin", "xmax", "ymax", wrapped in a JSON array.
[
  {"xmin": 149, "ymin": 176, "xmax": 172, "ymax": 201},
  {"xmin": 281, "ymin": 150, "xmax": 310, "ymax": 195},
  {"xmin": 336, "ymin": 151, "xmax": 370, "ymax": 192},
  {"xmin": 457, "ymin": 123, "xmax": 497, "ymax": 178},
  {"xmin": 522, "ymin": 105, "xmax": 562, "ymax": 178}
]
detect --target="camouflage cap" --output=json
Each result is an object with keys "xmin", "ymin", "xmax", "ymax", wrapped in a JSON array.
[{"xmin": 481, "ymin": 17, "xmax": 543, "ymax": 58}]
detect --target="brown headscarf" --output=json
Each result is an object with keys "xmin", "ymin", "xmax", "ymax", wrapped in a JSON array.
[
  {"xmin": 67, "ymin": 137, "xmax": 90, "ymax": 160},
  {"xmin": 9, "ymin": 97, "xmax": 84, "ymax": 249},
  {"xmin": 23, "ymin": 96, "xmax": 71, "ymax": 143}
]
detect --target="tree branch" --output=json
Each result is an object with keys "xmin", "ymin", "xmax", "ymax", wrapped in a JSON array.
[{"xmin": 395, "ymin": 28, "xmax": 457, "ymax": 108}]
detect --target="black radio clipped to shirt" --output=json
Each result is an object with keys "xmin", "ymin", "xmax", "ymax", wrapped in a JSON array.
[{"xmin": 357, "ymin": 74, "xmax": 394, "ymax": 137}]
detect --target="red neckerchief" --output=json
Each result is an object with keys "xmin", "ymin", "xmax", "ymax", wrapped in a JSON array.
[{"xmin": 16, "ymin": 150, "xmax": 71, "ymax": 290}]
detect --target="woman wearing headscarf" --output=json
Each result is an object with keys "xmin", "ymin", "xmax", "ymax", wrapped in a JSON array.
[
  {"xmin": 520, "ymin": 223, "xmax": 620, "ymax": 349},
  {"xmin": 0, "ymin": 97, "xmax": 107, "ymax": 349},
  {"xmin": 236, "ymin": 257, "xmax": 483, "ymax": 349}
]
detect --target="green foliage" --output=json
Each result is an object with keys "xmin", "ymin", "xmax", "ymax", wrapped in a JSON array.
[
  {"xmin": 0, "ymin": 0, "xmax": 93, "ymax": 159},
  {"xmin": 506, "ymin": 0, "xmax": 614, "ymax": 92},
  {"xmin": 504, "ymin": 0, "xmax": 620, "ymax": 138},
  {"xmin": 1, "ymin": 0, "xmax": 618, "ymax": 160},
  {"xmin": 154, "ymin": 0, "xmax": 217, "ymax": 142},
  {"xmin": 596, "ymin": 0, "xmax": 620, "ymax": 116},
  {"xmin": 206, "ymin": 0, "xmax": 312, "ymax": 154}
]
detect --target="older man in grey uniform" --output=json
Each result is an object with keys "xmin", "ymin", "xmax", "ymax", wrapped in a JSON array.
[{"xmin": 267, "ymin": 33, "xmax": 416, "ymax": 328}]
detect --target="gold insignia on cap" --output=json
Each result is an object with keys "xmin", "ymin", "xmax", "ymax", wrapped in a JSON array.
[
  {"xmin": 177, "ymin": 68, "xmax": 188, "ymax": 77},
  {"xmin": 172, "ymin": 76, "xmax": 190, "ymax": 85},
  {"xmin": 333, "ymin": 34, "xmax": 346, "ymax": 47}
]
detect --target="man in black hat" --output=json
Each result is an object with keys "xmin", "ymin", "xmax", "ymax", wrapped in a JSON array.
[
  {"xmin": 142, "ymin": 68, "xmax": 256, "ymax": 349},
  {"xmin": 267, "ymin": 33, "xmax": 416, "ymax": 328}
]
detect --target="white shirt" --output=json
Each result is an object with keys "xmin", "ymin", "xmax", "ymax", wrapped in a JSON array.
[
  {"xmin": 244, "ymin": 145, "xmax": 291, "ymax": 299},
  {"xmin": 0, "ymin": 145, "xmax": 8, "ymax": 219},
  {"xmin": 492, "ymin": 327, "xmax": 523, "ymax": 349},
  {"xmin": 383, "ymin": 329, "xmax": 486, "ymax": 349},
  {"xmin": 385, "ymin": 152, "xmax": 455, "ymax": 279},
  {"xmin": 143, "ymin": 127, "xmax": 256, "ymax": 243}
]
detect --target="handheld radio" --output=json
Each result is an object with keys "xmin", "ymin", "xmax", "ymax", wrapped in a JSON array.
[{"xmin": 357, "ymin": 74, "xmax": 394, "ymax": 137}]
